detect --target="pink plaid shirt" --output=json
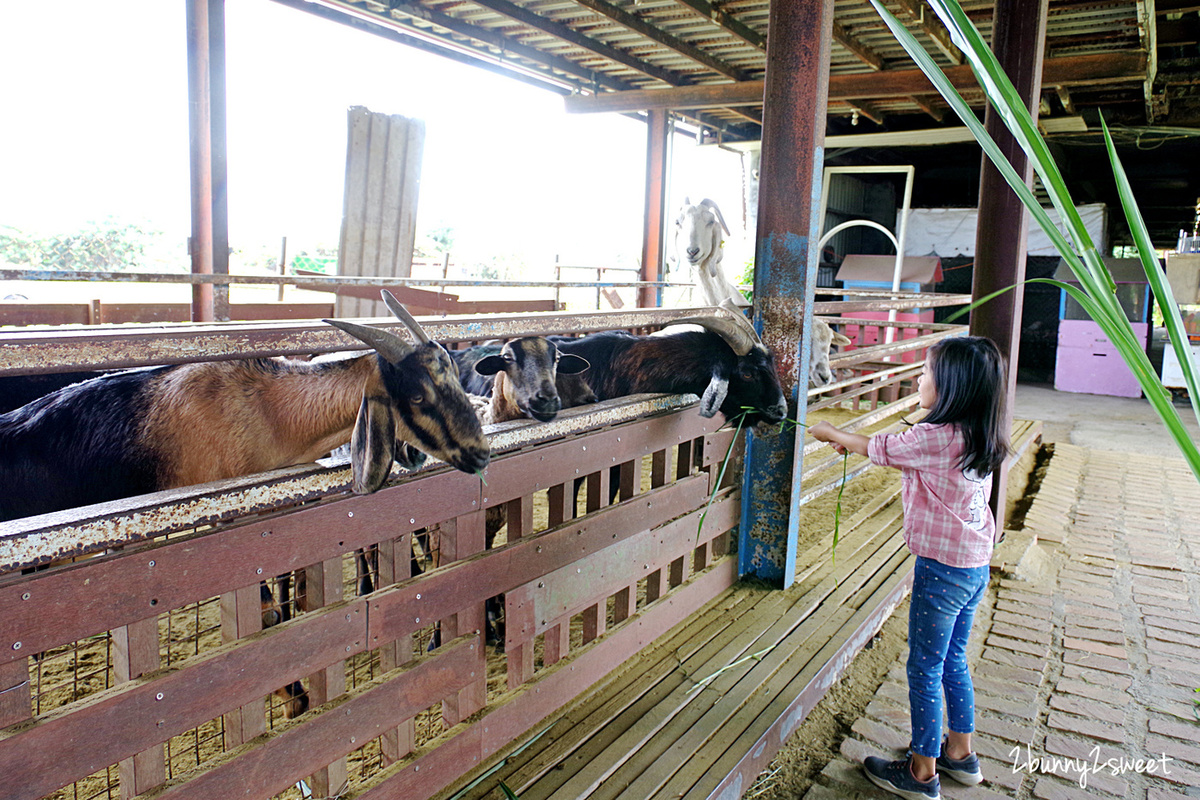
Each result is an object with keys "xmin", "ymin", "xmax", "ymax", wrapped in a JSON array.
[{"xmin": 867, "ymin": 422, "xmax": 995, "ymax": 568}]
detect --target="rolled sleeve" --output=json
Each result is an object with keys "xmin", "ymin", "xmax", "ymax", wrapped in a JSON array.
[{"xmin": 868, "ymin": 424, "xmax": 957, "ymax": 470}]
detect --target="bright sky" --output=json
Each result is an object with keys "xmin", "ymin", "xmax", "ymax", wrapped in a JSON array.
[{"xmin": 0, "ymin": 0, "xmax": 747, "ymax": 279}]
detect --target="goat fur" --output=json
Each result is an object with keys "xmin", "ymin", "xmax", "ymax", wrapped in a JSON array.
[{"xmin": 671, "ymin": 198, "xmax": 750, "ymax": 308}]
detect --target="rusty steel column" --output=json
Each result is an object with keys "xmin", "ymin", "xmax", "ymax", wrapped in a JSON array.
[
  {"xmin": 640, "ymin": 109, "xmax": 669, "ymax": 308},
  {"xmin": 971, "ymin": 0, "xmax": 1048, "ymax": 535},
  {"xmin": 187, "ymin": 0, "xmax": 231, "ymax": 322},
  {"xmin": 739, "ymin": 0, "xmax": 834, "ymax": 587}
]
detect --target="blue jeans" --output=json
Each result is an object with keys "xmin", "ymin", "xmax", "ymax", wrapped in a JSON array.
[{"xmin": 907, "ymin": 556, "xmax": 990, "ymax": 758}]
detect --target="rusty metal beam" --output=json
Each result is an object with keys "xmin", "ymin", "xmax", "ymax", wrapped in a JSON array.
[
  {"xmin": 640, "ymin": 110, "xmax": 670, "ymax": 308},
  {"xmin": 971, "ymin": 0, "xmax": 1048, "ymax": 534},
  {"xmin": 895, "ymin": 0, "xmax": 963, "ymax": 64},
  {"xmin": 669, "ymin": 0, "xmax": 766, "ymax": 50},
  {"xmin": 911, "ymin": 94, "xmax": 946, "ymax": 122},
  {"xmin": 832, "ymin": 20, "xmax": 885, "ymax": 70},
  {"xmin": 186, "ymin": 0, "xmax": 230, "ymax": 323},
  {"xmin": 570, "ymin": 0, "xmax": 754, "ymax": 81},
  {"xmin": 465, "ymin": 0, "xmax": 691, "ymax": 86},
  {"xmin": 0, "ymin": 305, "xmax": 751, "ymax": 374},
  {"xmin": 563, "ymin": 52, "xmax": 1147, "ymax": 113},
  {"xmin": 844, "ymin": 99, "xmax": 886, "ymax": 125},
  {"xmin": 740, "ymin": 0, "xmax": 834, "ymax": 587}
]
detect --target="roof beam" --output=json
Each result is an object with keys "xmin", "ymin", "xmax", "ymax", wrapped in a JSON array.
[
  {"xmin": 465, "ymin": 0, "xmax": 692, "ymax": 86},
  {"xmin": 894, "ymin": 0, "xmax": 963, "ymax": 65},
  {"xmin": 569, "ymin": 0, "xmax": 754, "ymax": 80},
  {"xmin": 843, "ymin": 100, "xmax": 886, "ymax": 124},
  {"xmin": 832, "ymin": 20, "xmax": 885, "ymax": 70},
  {"xmin": 564, "ymin": 52, "xmax": 1148, "ymax": 112},
  {"xmin": 911, "ymin": 94, "xmax": 946, "ymax": 122},
  {"xmin": 669, "ymin": 0, "xmax": 766, "ymax": 50}
]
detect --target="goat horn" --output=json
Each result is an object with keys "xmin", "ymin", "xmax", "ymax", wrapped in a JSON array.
[
  {"xmin": 324, "ymin": 319, "xmax": 415, "ymax": 364},
  {"xmin": 699, "ymin": 198, "xmax": 731, "ymax": 236},
  {"xmin": 381, "ymin": 290, "xmax": 432, "ymax": 345},
  {"xmin": 668, "ymin": 300, "xmax": 760, "ymax": 357}
]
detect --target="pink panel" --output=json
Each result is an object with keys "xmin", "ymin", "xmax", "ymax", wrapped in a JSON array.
[
  {"xmin": 841, "ymin": 310, "xmax": 937, "ymax": 364},
  {"xmin": 1055, "ymin": 320, "xmax": 1148, "ymax": 398}
]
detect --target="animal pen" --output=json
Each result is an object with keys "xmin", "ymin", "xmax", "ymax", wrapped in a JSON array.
[{"xmin": 0, "ymin": 284, "xmax": 1045, "ymax": 800}]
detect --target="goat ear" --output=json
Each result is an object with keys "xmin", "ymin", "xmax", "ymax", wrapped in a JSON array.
[
  {"xmin": 698, "ymin": 372, "xmax": 730, "ymax": 418},
  {"xmin": 350, "ymin": 396, "xmax": 397, "ymax": 494},
  {"xmin": 831, "ymin": 332, "xmax": 852, "ymax": 347},
  {"xmin": 707, "ymin": 226, "xmax": 723, "ymax": 278},
  {"xmin": 474, "ymin": 355, "xmax": 506, "ymax": 376},
  {"xmin": 556, "ymin": 354, "xmax": 590, "ymax": 375}
]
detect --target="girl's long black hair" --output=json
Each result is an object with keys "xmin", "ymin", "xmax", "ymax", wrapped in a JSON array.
[{"xmin": 921, "ymin": 336, "xmax": 1010, "ymax": 476}]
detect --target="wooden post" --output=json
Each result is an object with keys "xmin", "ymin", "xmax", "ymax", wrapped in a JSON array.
[
  {"xmin": 304, "ymin": 557, "xmax": 348, "ymax": 797},
  {"xmin": 377, "ymin": 534, "xmax": 416, "ymax": 766},
  {"xmin": 220, "ymin": 584, "xmax": 266, "ymax": 748},
  {"xmin": 115, "ymin": 617, "xmax": 166, "ymax": 798}
]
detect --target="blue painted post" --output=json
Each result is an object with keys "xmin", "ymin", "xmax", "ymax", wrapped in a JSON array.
[{"xmin": 738, "ymin": 0, "xmax": 834, "ymax": 587}]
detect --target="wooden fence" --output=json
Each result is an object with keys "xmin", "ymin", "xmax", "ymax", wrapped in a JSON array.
[{"xmin": 0, "ymin": 294, "xmax": 966, "ymax": 800}]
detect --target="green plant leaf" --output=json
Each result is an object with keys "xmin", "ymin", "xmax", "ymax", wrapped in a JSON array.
[
  {"xmin": 868, "ymin": 0, "xmax": 1200, "ymax": 483},
  {"xmin": 499, "ymin": 781, "xmax": 521, "ymax": 799},
  {"xmin": 1102, "ymin": 115, "xmax": 1200, "ymax": 432}
]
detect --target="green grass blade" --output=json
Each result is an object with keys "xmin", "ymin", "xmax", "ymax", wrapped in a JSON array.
[
  {"xmin": 1103, "ymin": 115, "xmax": 1200, "ymax": 432},
  {"xmin": 499, "ymin": 782, "xmax": 521, "ymax": 800}
]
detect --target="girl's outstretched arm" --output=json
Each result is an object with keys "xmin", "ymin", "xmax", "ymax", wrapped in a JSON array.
[{"xmin": 809, "ymin": 420, "xmax": 870, "ymax": 457}]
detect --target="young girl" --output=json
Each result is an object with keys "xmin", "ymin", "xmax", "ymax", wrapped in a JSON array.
[{"xmin": 810, "ymin": 336, "xmax": 1009, "ymax": 800}]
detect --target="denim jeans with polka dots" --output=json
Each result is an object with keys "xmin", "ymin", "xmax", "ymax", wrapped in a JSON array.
[{"xmin": 907, "ymin": 555, "xmax": 990, "ymax": 759}]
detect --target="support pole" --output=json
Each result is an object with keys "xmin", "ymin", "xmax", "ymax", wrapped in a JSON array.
[
  {"xmin": 640, "ymin": 109, "xmax": 669, "ymax": 308},
  {"xmin": 187, "ymin": 0, "xmax": 230, "ymax": 322},
  {"xmin": 971, "ymin": 0, "xmax": 1048, "ymax": 534},
  {"xmin": 739, "ymin": 0, "xmax": 834, "ymax": 587}
]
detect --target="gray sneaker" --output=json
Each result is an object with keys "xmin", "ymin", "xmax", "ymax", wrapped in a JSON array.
[
  {"xmin": 863, "ymin": 755, "xmax": 941, "ymax": 800},
  {"xmin": 905, "ymin": 738, "xmax": 983, "ymax": 786}
]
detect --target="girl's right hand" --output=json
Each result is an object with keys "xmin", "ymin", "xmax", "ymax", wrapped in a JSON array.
[{"xmin": 810, "ymin": 421, "xmax": 849, "ymax": 454}]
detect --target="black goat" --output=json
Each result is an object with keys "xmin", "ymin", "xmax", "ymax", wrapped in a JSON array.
[
  {"xmin": 551, "ymin": 308, "xmax": 787, "ymax": 428},
  {"xmin": 451, "ymin": 337, "xmax": 591, "ymax": 423}
]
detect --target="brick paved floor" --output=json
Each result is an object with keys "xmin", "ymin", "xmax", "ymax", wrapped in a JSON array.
[{"xmin": 802, "ymin": 444, "xmax": 1200, "ymax": 800}]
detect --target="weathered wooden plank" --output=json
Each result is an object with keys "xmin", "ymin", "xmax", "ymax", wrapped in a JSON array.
[
  {"xmin": 114, "ymin": 616, "xmax": 166, "ymax": 797},
  {"xmin": 0, "ymin": 599, "xmax": 365, "ymax": 800},
  {"xmin": 508, "ymin": 586, "xmax": 791, "ymax": 800},
  {"xmin": 0, "ymin": 659, "xmax": 30, "ymax": 730},
  {"xmin": 150, "ymin": 634, "xmax": 480, "ymax": 800},
  {"xmin": 477, "ymin": 588, "xmax": 768, "ymax": 800},
  {"xmin": 305, "ymin": 557, "xmax": 348, "ymax": 797},
  {"xmin": 222, "ymin": 584, "xmax": 267, "ymax": 749},
  {"xmin": 640, "ymin": 546, "xmax": 913, "ymax": 800},
  {"xmin": 441, "ymin": 511, "xmax": 487, "ymax": 726},
  {"xmin": 353, "ymin": 558, "xmax": 737, "ymax": 800},
  {"xmin": 0, "ymin": 472, "xmax": 479, "ymax": 663},
  {"xmin": 369, "ymin": 476, "xmax": 710, "ymax": 647},
  {"xmin": 515, "ymin": 494, "xmax": 738, "ymax": 645},
  {"xmin": 688, "ymin": 555, "xmax": 916, "ymax": 800},
  {"xmin": 376, "ymin": 534, "xmax": 416, "ymax": 766},
  {"xmin": 480, "ymin": 409, "xmax": 721, "ymax": 506},
  {"xmin": 533, "ymin": 526, "xmax": 906, "ymax": 799}
]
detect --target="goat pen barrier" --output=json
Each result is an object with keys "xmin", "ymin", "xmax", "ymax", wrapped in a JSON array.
[
  {"xmin": 0, "ymin": 296, "xmax": 968, "ymax": 800},
  {"xmin": 0, "ymin": 309, "xmax": 743, "ymax": 800}
]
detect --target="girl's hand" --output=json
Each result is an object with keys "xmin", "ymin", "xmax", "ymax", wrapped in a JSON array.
[
  {"xmin": 810, "ymin": 421, "xmax": 849, "ymax": 454},
  {"xmin": 809, "ymin": 421, "xmax": 838, "ymax": 442}
]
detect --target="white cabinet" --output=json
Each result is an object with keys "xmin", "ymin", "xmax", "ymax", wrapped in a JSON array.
[{"xmin": 1161, "ymin": 339, "xmax": 1200, "ymax": 388}]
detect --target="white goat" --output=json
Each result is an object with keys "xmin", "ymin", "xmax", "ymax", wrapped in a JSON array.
[
  {"xmin": 809, "ymin": 320, "xmax": 853, "ymax": 388},
  {"xmin": 670, "ymin": 198, "xmax": 751, "ymax": 308}
]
